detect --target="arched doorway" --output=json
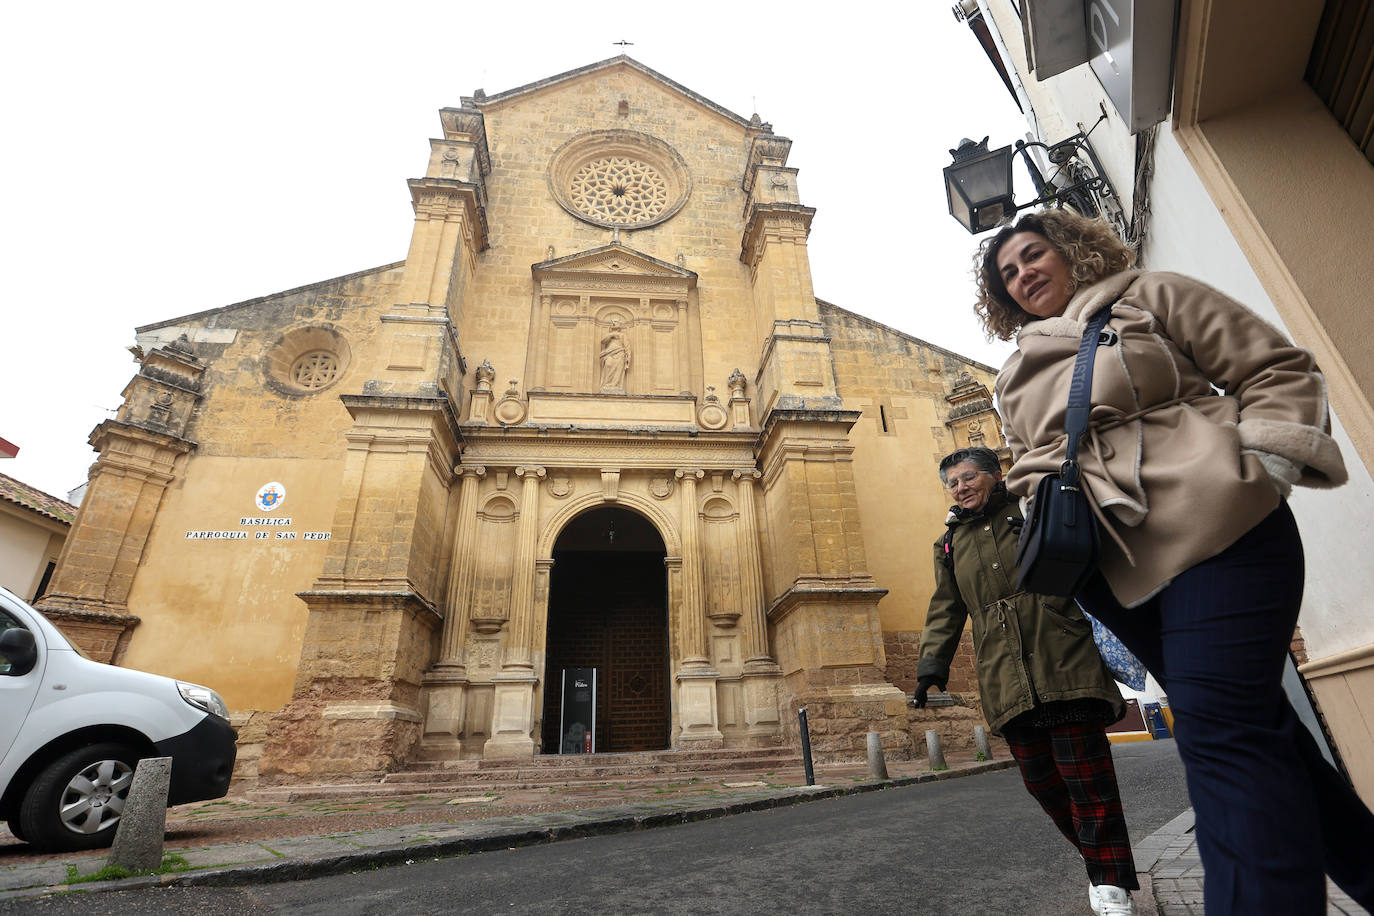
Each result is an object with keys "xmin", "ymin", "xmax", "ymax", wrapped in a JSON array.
[{"xmin": 540, "ymin": 507, "xmax": 670, "ymax": 754}]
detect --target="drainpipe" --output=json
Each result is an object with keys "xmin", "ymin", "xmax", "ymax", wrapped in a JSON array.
[{"xmin": 957, "ymin": 0, "xmax": 1048, "ymax": 172}]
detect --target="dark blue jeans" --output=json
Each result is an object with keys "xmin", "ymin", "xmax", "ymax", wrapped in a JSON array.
[{"xmin": 1078, "ymin": 502, "xmax": 1374, "ymax": 915}]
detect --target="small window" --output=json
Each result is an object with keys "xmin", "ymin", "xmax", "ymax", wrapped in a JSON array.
[{"xmin": 290, "ymin": 350, "xmax": 341, "ymax": 389}]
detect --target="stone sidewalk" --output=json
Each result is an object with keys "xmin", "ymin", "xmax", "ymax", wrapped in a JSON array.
[{"xmin": 1133, "ymin": 809, "xmax": 1369, "ymax": 915}]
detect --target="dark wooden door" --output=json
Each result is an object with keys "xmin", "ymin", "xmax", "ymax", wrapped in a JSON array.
[{"xmin": 542, "ymin": 551, "xmax": 669, "ymax": 754}]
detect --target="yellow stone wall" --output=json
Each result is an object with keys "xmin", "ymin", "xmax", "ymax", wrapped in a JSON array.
[
  {"xmin": 461, "ymin": 71, "xmax": 761, "ymax": 407},
  {"xmin": 117, "ymin": 266, "xmax": 404, "ymax": 710},
  {"xmin": 57, "ymin": 59, "xmax": 1002, "ymax": 770},
  {"xmin": 820, "ymin": 304, "xmax": 1000, "ymax": 634}
]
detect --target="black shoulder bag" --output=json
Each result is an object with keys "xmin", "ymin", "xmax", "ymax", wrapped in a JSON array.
[{"xmin": 1013, "ymin": 304, "xmax": 1114, "ymax": 598}]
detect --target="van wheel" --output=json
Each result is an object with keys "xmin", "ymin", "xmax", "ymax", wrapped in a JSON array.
[
  {"xmin": 17, "ymin": 744, "xmax": 139, "ymax": 852},
  {"xmin": 5, "ymin": 817, "xmax": 26, "ymax": 842}
]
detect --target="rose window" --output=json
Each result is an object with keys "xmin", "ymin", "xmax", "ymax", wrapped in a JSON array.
[
  {"xmin": 291, "ymin": 351, "xmax": 341, "ymax": 389},
  {"xmin": 568, "ymin": 157, "xmax": 670, "ymax": 224}
]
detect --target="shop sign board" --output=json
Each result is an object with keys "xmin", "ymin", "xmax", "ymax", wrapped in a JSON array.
[{"xmin": 1020, "ymin": 0, "xmax": 1178, "ymax": 132}]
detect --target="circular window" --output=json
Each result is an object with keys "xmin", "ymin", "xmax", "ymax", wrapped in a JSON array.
[
  {"xmin": 549, "ymin": 130, "xmax": 690, "ymax": 230},
  {"xmin": 264, "ymin": 326, "xmax": 351, "ymax": 397},
  {"xmin": 569, "ymin": 156, "xmax": 670, "ymax": 225},
  {"xmin": 291, "ymin": 351, "xmax": 341, "ymax": 389}
]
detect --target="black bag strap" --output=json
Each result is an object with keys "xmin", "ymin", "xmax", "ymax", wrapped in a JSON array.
[{"xmin": 1061, "ymin": 303, "xmax": 1115, "ymax": 485}]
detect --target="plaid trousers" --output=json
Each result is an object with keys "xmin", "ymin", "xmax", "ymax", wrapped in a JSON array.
[{"xmin": 1003, "ymin": 722, "xmax": 1138, "ymax": 890}]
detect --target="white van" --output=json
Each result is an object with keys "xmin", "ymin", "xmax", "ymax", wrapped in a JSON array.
[{"xmin": 0, "ymin": 586, "xmax": 236, "ymax": 852}]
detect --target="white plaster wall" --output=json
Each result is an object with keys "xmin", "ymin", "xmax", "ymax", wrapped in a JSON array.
[
  {"xmin": 981, "ymin": 0, "xmax": 1374, "ymax": 661},
  {"xmin": 0, "ymin": 512, "xmax": 52, "ymax": 600},
  {"xmin": 1144, "ymin": 124, "xmax": 1374, "ymax": 661},
  {"xmin": 983, "ymin": 0, "xmax": 1139, "ymax": 212}
]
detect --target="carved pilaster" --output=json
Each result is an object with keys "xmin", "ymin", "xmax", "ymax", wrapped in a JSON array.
[
  {"xmin": 732, "ymin": 470, "xmax": 774, "ymax": 671},
  {"xmin": 434, "ymin": 465, "xmax": 486, "ymax": 671},
  {"xmin": 675, "ymin": 468, "xmax": 709, "ymax": 668},
  {"xmin": 502, "ymin": 466, "xmax": 546, "ymax": 672},
  {"xmin": 485, "ymin": 465, "xmax": 545, "ymax": 759}
]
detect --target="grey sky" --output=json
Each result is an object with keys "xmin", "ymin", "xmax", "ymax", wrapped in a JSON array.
[{"xmin": 1, "ymin": 2, "xmax": 1027, "ymax": 496}]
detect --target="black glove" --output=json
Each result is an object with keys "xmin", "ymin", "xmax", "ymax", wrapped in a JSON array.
[{"xmin": 913, "ymin": 675, "xmax": 947, "ymax": 708}]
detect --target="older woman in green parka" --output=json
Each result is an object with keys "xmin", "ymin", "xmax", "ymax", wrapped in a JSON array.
[{"xmin": 915, "ymin": 446, "xmax": 1135, "ymax": 916}]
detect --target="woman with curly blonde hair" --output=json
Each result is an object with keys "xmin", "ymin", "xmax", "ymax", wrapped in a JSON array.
[
  {"xmin": 984, "ymin": 207, "xmax": 1374, "ymax": 915},
  {"xmin": 973, "ymin": 209, "xmax": 1135, "ymax": 341}
]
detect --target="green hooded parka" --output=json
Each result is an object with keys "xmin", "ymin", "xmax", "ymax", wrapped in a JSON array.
[{"xmin": 916, "ymin": 487, "xmax": 1124, "ymax": 735}]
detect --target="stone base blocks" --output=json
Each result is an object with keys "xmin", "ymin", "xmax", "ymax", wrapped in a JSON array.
[
  {"xmin": 257, "ymin": 591, "xmax": 438, "ymax": 782},
  {"xmin": 770, "ymin": 588, "xmax": 914, "ymax": 764}
]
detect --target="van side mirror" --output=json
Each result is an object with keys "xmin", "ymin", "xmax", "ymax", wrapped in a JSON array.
[{"xmin": 0, "ymin": 627, "xmax": 37, "ymax": 676}]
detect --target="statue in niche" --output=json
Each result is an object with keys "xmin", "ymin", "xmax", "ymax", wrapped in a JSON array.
[{"xmin": 599, "ymin": 319, "xmax": 631, "ymax": 392}]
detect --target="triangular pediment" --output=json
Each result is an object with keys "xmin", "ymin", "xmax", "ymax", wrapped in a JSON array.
[
  {"xmin": 470, "ymin": 56, "xmax": 751, "ymax": 131},
  {"xmin": 533, "ymin": 243, "xmax": 697, "ymax": 283}
]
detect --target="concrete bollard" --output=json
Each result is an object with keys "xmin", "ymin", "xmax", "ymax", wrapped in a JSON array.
[
  {"xmin": 974, "ymin": 725, "xmax": 992, "ymax": 761},
  {"xmin": 866, "ymin": 731, "xmax": 890, "ymax": 780},
  {"xmin": 925, "ymin": 729, "xmax": 948, "ymax": 770},
  {"xmin": 107, "ymin": 756, "xmax": 172, "ymax": 873}
]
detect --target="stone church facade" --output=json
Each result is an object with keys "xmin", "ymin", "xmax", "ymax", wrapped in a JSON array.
[{"xmin": 38, "ymin": 57, "xmax": 1005, "ymax": 782}]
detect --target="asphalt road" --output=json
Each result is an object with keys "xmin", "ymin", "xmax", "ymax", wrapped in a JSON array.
[{"xmin": 6, "ymin": 740, "xmax": 1189, "ymax": 916}]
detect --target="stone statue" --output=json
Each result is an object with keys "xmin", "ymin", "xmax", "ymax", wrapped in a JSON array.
[{"xmin": 599, "ymin": 320, "xmax": 631, "ymax": 391}]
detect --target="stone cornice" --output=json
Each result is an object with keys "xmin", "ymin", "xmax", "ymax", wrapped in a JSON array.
[
  {"xmin": 756, "ymin": 406, "xmax": 862, "ymax": 446},
  {"xmin": 766, "ymin": 582, "xmax": 888, "ymax": 624},
  {"xmin": 740, "ymin": 202, "xmax": 816, "ymax": 268},
  {"xmin": 458, "ymin": 425, "xmax": 757, "ymax": 469},
  {"xmin": 436, "ymin": 106, "xmax": 491, "ymax": 176},
  {"xmin": 297, "ymin": 588, "xmax": 443, "ymax": 630},
  {"xmin": 34, "ymin": 599, "xmax": 141, "ymax": 628},
  {"xmin": 533, "ymin": 242, "xmax": 696, "ymax": 283},
  {"xmin": 87, "ymin": 419, "xmax": 196, "ymax": 455},
  {"xmin": 407, "ymin": 178, "xmax": 489, "ymax": 252},
  {"xmin": 742, "ymin": 134, "xmax": 794, "ymax": 194},
  {"xmin": 340, "ymin": 394, "xmax": 464, "ymax": 456}
]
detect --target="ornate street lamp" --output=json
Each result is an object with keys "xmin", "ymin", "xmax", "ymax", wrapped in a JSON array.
[
  {"xmin": 943, "ymin": 137, "xmax": 1017, "ymax": 235},
  {"xmin": 944, "ymin": 115, "xmax": 1121, "ymax": 234}
]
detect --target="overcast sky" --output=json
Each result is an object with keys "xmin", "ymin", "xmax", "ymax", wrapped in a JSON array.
[{"xmin": 1, "ymin": 2, "xmax": 1030, "ymax": 497}]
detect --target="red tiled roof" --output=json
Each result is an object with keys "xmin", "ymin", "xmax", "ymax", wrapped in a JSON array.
[{"xmin": 0, "ymin": 472, "xmax": 77, "ymax": 525}]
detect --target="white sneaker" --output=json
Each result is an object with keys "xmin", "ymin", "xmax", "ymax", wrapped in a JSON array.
[{"xmin": 1089, "ymin": 883, "xmax": 1134, "ymax": 916}]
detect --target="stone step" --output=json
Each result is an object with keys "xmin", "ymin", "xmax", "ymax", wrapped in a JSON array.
[
  {"xmin": 382, "ymin": 759, "xmax": 800, "ymax": 786},
  {"xmin": 403, "ymin": 746, "xmax": 791, "ymax": 773},
  {"xmin": 248, "ymin": 750, "xmax": 806, "ymax": 802},
  {"xmin": 249, "ymin": 764, "xmax": 821, "ymax": 803}
]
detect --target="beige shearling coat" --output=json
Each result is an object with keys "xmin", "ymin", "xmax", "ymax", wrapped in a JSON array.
[{"xmin": 996, "ymin": 270, "xmax": 1347, "ymax": 607}]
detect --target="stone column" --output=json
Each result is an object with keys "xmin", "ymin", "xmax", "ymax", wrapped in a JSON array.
[
  {"xmin": 734, "ymin": 469, "xmax": 783, "ymax": 742},
  {"xmin": 675, "ymin": 469, "xmax": 709, "ymax": 668},
  {"xmin": 674, "ymin": 468, "xmax": 723, "ymax": 746},
  {"xmin": 486, "ymin": 465, "xmax": 544, "ymax": 758},
  {"xmin": 419, "ymin": 464, "xmax": 485, "ymax": 755},
  {"xmin": 504, "ymin": 465, "xmax": 545, "ymax": 672},
  {"xmin": 437, "ymin": 465, "xmax": 486, "ymax": 670},
  {"xmin": 732, "ymin": 469, "xmax": 773, "ymax": 669}
]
